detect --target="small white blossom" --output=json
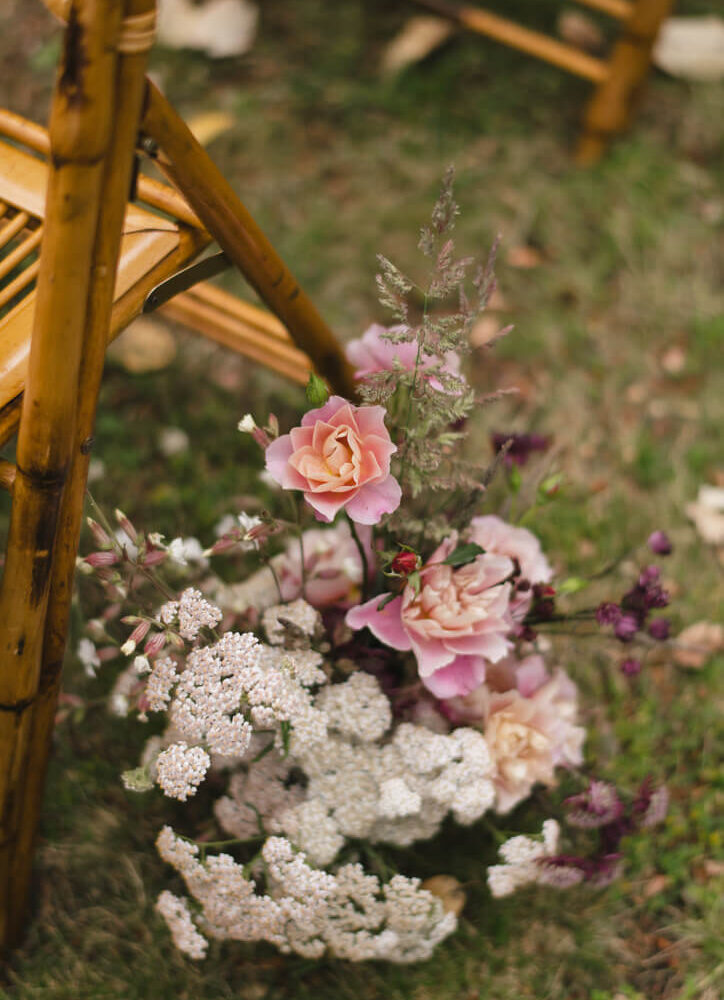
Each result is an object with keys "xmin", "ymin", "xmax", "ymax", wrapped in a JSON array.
[
  {"xmin": 237, "ymin": 413, "xmax": 257, "ymax": 433},
  {"xmin": 77, "ymin": 638, "xmax": 100, "ymax": 677},
  {"xmin": 156, "ymin": 742, "xmax": 210, "ymax": 801}
]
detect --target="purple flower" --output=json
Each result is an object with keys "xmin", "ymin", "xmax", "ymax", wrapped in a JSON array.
[
  {"xmin": 614, "ymin": 613, "xmax": 639, "ymax": 643},
  {"xmin": 491, "ymin": 432, "xmax": 550, "ymax": 468},
  {"xmin": 648, "ymin": 530, "xmax": 672, "ymax": 556},
  {"xmin": 649, "ymin": 618, "xmax": 670, "ymax": 641},
  {"xmin": 596, "ymin": 602, "xmax": 621, "ymax": 626},
  {"xmin": 639, "ymin": 565, "xmax": 661, "ymax": 587},
  {"xmin": 565, "ymin": 781, "xmax": 624, "ymax": 828},
  {"xmin": 632, "ymin": 778, "xmax": 669, "ymax": 829},
  {"xmin": 620, "ymin": 658, "xmax": 642, "ymax": 676}
]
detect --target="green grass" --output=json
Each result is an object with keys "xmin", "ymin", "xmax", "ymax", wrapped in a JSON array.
[{"xmin": 1, "ymin": 0, "xmax": 723, "ymax": 996}]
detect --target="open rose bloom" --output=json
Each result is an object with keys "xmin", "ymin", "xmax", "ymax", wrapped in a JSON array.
[
  {"xmin": 265, "ymin": 396, "xmax": 401, "ymax": 525},
  {"xmin": 346, "ymin": 533, "xmax": 514, "ymax": 698}
]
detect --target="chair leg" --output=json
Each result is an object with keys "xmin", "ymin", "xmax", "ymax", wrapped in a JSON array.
[
  {"xmin": 141, "ymin": 84, "xmax": 357, "ymax": 400},
  {"xmin": 576, "ymin": 0, "xmax": 675, "ymax": 164},
  {"xmin": 0, "ymin": 0, "xmax": 154, "ymax": 952}
]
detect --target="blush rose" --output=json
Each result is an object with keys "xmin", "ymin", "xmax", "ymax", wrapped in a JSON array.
[{"xmin": 265, "ymin": 396, "xmax": 401, "ymax": 525}]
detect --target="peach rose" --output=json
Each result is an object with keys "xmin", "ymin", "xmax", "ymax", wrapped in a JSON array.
[
  {"xmin": 265, "ymin": 396, "xmax": 401, "ymax": 525},
  {"xmin": 346, "ymin": 532, "xmax": 514, "ymax": 698}
]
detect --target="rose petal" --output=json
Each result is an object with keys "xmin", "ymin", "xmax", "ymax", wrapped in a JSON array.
[
  {"xmin": 345, "ymin": 595, "xmax": 411, "ymax": 650},
  {"xmin": 422, "ymin": 656, "xmax": 487, "ymax": 698},
  {"xmin": 265, "ymin": 435, "xmax": 307, "ymax": 490},
  {"xmin": 344, "ymin": 475, "xmax": 402, "ymax": 525}
]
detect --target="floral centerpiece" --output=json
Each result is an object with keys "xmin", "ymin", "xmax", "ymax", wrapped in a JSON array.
[{"xmin": 80, "ymin": 173, "xmax": 671, "ymax": 963}]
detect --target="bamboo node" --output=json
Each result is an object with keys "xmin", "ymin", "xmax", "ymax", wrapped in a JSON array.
[{"xmin": 118, "ymin": 11, "xmax": 156, "ymax": 55}]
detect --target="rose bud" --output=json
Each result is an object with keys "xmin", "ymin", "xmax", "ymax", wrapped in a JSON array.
[
  {"xmin": 647, "ymin": 530, "xmax": 672, "ymax": 556},
  {"xmin": 391, "ymin": 551, "xmax": 419, "ymax": 576}
]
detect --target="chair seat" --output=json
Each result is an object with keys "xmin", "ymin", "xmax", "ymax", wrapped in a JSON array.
[{"xmin": 0, "ymin": 136, "xmax": 210, "ymax": 444}]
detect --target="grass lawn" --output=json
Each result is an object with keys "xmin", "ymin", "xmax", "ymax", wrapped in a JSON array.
[{"xmin": 1, "ymin": 1, "xmax": 723, "ymax": 997}]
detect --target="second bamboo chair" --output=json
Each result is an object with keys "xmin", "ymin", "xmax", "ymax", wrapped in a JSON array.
[{"xmin": 0, "ymin": 0, "xmax": 354, "ymax": 953}]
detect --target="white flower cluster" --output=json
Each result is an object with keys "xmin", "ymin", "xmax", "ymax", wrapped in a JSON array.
[
  {"xmin": 486, "ymin": 819, "xmax": 581, "ymax": 896},
  {"xmin": 155, "ymin": 827, "xmax": 456, "ymax": 962},
  {"xmin": 159, "ymin": 588, "xmax": 223, "ymax": 641},
  {"xmin": 243, "ymin": 675, "xmax": 496, "ymax": 867},
  {"xmin": 155, "ymin": 742, "xmax": 211, "ymax": 801}
]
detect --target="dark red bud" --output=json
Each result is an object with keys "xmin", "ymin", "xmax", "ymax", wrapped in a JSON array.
[{"xmin": 391, "ymin": 551, "xmax": 418, "ymax": 575}]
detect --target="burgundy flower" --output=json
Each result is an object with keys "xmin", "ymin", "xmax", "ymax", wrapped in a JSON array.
[
  {"xmin": 491, "ymin": 432, "xmax": 550, "ymax": 467},
  {"xmin": 647, "ymin": 530, "xmax": 672, "ymax": 555},
  {"xmin": 649, "ymin": 618, "xmax": 670, "ymax": 641},
  {"xmin": 614, "ymin": 613, "xmax": 639, "ymax": 642},
  {"xmin": 621, "ymin": 657, "xmax": 642, "ymax": 676},
  {"xmin": 565, "ymin": 781, "xmax": 624, "ymax": 828},
  {"xmin": 596, "ymin": 602, "xmax": 621, "ymax": 626}
]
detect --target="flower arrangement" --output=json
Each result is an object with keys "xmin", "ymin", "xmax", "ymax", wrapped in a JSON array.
[{"xmin": 79, "ymin": 172, "xmax": 671, "ymax": 964}]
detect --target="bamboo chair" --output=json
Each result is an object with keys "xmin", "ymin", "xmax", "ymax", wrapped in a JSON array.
[
  {"xmin": 410, "ymin": 0, "xmax": 675, "ymax": 163},
  {"xmin": 0, "ymin": 0, "xmax": 354, "ymax": 952}
]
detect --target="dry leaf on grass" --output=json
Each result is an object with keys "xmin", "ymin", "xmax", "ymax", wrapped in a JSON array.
[
  {"xmin": 187, "ymin": 110, "xmax": 236, "ymax": 146},
  {"xmin": 686, "ymin": 485, "xmax": 724, "ymax": 546},
  {"xmin": 653, "ymin": 17, "xmax": 724, "ymax": 82},
  {"xmin": 421, "ymin": 875, "xmax": 466, "ymax": 917},
  {"xmin": 673, "ymin": 622, "xmax": 724, "ymax": 669},
  {"xmin": 506, "ymin": 245, "xmax": 544, "ymax": 269},
  {"xmin": 157, "ymin": 0, "xmax": 258, "ymax": 59},
  {"xmin": 557, "ymin": 10, "xmax": 604, "ymax": 52},
  {"xmin": 108, "ymin": 317, "xmax": 177, "ymax": 374},
  {"xmin": 380, "ymin": 16, "xmax": 455, "ymax": 75}
]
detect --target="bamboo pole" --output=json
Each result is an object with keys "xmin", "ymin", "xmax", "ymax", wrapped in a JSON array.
[
  {"xmin": 409, "ymin": 0, "xmax": 609, "ymax": 82},
  {"xmin": 141, "ymin": 83, "xmax": 356, "ymax": 398},
  {"xmin": 576, "ymin": 0, "xmax": 675, "ymax": 163},
  {"xmin": 0, "ymin": 228, "xmax": 42, "ymax": 284},
  {"xmin": 0, "ymin": 0, "xmax": 123, "ymax": 952},
  {"xmin": 0, "ymin": 0, "xmax": 157, "ymax": 952}
]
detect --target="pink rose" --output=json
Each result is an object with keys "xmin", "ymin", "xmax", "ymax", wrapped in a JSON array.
[
  {"xmin": 469, "ymin": 515, "xmax": 552, "ymax": 621},
  {"xmin": 346, "ymin": 323, "xmax": 463, "ymax": 393},
  {"xmin": 265, "ymin": 396, "xmax": 401, "ymax": 525},
  {"xmin": 346, "ymin": 532, "xmax": 514, "ymax": 698},
  {"xmin": 275, "ymin": 522, "xmax": 374, "ymax": 609}
]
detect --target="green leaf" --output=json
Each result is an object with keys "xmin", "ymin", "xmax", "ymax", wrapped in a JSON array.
[
  {"xmin": 305, "ymin": 373, "xmax": 330, "ymax": 407},
  {"xmin": 442, "ymin": 542, "xmax": 485, "ymax": 567},
  {"xmin": 509, "ymin": 465, "xmax": 522, "ymax": 494},
  {"xmin": 538, "ymin": 472, "xmax": 564, "ymax": 501},
  {"xmin": 252, "ymin": 739, "xmax": 276, "ymax": 763},
  {"xmin": 557, "ymin": 576, "xmax": 588, "ymax": 595},
  {"xmin": 408, "ymin": 570, "xmax": 421, "ymax": 594}
]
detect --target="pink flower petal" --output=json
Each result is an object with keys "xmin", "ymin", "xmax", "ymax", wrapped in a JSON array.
[
  {"xmin": 265, "ymin": 435, "xmax": 307, "ymax": 490},
  {"xmin": 345, "ymin": 595, "xmax": 411, "ymax": 651},
  {"xmin": 344, "ymin": 474, "xmax": 402, "ymax": 525},
  {"xmin": 422, "ymin": 656, "xmax": 487, "ymax": 698},
  {"xmin": 515, "ymin": 655, "xmax": 549, "ymax": 697},
  {"xmin": 304, "ymin": 490, "xmax": 347, "ymax": 523},
  {"xmin": 301, "ymin": 395, "xmax": 347, "ymax": 427}
]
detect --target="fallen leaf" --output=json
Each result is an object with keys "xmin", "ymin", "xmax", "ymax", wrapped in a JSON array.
[
  {"xmin": 187, "ymin": 110, "xmax": 236, "ymax": 146},
  {"xmin": 506, "ymin": 245, "xmax": 544, "ymax": 269},
  {"xmin": 470, "ymin": 315, "xmax": 506, "ymax": 347},
  {"xmin": 421, "ymin": 875, "xmax": 466, "ymax": 917},
  {"xmin": 653, "ymin": 17, "xmax": 724, "ymax": 82},
  {"xmin": 673, "ymin": 621, "xmax": 724, "ymax": 669},
  {"xmin": 557, "ymin": 9, "xmax": 604, "ymax": 52},
  {"xmin": 108, "ymin": 317, "xmax": 177, "ymax": 373},
  {"xmin": 660, "ymin": 344, "xmax": 687, "ymax": 375},
  {"xmin": 157, "ymin": 0, "xmax": 258, "ymax": 59},
  {"xmin": 380, "ymin": 16, "xmax": 455, "ymax": 75},
  {"xmin": 686, "ymin": 485, "xmax": 724, "ymax": 546},
  {"xmin": 642, "ymin": 874, "xmax": 671, "ymax": 899}
]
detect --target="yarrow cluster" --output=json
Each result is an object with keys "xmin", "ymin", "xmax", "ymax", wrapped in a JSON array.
[{"xmin": 80, "ymin": 173, "xmax": 673, "ymax": 966}]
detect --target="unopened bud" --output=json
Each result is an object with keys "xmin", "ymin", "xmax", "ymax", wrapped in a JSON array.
[
  {"xmin": 114, "ymin": 509, "xmax": 137, "ymax": 543},
  {"xmin": 128, "ymin": 620, "xmax": 151, "ymax": 645},
  {"xmin": 391, "ymin": 551, "xmax": 419, "ymax": 575},
  {"xmin": 305, "ymin": 373, "xmax": 330, "ymax": 407},
  {"xmin": 85, "ymin": 550, "xmax": 119, "ymax": 568},
  {"xmin": 144, "ymin": 631, "xmax": 166, "ymax": 657},
  {"xmin": 87, "ymin": 518, "xmax": 112, "ymax": 548}
]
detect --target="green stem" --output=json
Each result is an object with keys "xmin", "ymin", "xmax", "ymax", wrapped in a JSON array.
[{"xmin": 347, "ymin": 515, "xmax": 371, "ymax": 601}]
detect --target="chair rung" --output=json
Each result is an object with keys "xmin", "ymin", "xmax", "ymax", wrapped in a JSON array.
[
  {"xmin": 411, "ymin": 0, "xmax": 610, "ymax": 82},
  {"xmin": 0, "ymin": 212, "xmax": 30, "ymax": 250},
  {"xmin": 0, "ymin": 258, "xmax": 39, "ymax": 309},
  {"xmin": 576, "ymin": 0, "xmax": 632, "ymax": 20},
  {"xmin": 0, "ymin": 227, "xmax": 42, "ymax": 284}
]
